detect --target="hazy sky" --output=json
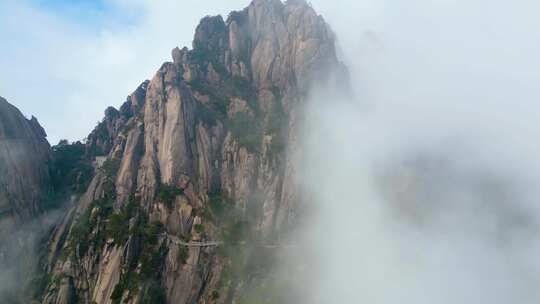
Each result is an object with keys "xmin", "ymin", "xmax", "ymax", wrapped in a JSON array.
[{"xmin": 296, "ymin": 1, "xmax": 540, "ymax": 303}]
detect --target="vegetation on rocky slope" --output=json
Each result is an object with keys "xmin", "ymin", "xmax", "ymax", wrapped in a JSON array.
[{"xmin": 34, "ymin": 0, "xmax": 346, "ymax": 303}]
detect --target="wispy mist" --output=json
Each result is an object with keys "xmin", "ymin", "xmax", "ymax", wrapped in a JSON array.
[
  {"xmin": 0, "ymin": 208, "xmax": 64, "ymax": 303},
  {"xmin": 296, "ymin": 0, "xmax": 540, "ymax": 303}
]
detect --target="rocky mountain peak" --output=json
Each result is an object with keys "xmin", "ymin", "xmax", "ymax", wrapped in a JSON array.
[
  {"xmin": 171, "ymin": 0, "xmax": 341, "ymax": 96},
  {"xmin": 37, "ymin": 1, "xmax": 347, "ymax": 303},
  {"xmin": 193, "ymin": 15, "xmax": 228, "ymax": 52}
]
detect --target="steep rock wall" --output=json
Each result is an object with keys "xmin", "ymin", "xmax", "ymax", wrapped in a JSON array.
[
  {"xmin": 0, "ymin": 96, "xmax": 53, "ymax": 301},
  {"xmin": 40, "ymin": 1, "xmax": 347, "ymax": 303},
  {"xmin": 0, "ymin": 97, "xmax": 52, "ymax": 224}
]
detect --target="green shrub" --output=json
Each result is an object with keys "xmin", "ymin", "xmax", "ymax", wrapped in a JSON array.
[
  {"xmin": 142, "ymin": 282, "xmax": 166, "ymax": 304},
  {"xmin": 228, "ymin": 112, "xmax": 262, "ymax": 152},
  {"xmin": 208, "ymin": 194, "xmax": 225, "ymax": 217},
  {"xmin": 67, "ymin": 192, "xmax": 122, "ymax": 258},
  {"xmin": 226, "ymin": 76, "xmax": 253, "ymax": 100},
  {"xmin": 131, "ymin": 221, "xmax": 165, "ymax": 279},
  {"xmin": 197, "ymin": 104, "xmax": 219, "ymax": 126},
  {"xmin": 106, "ymin": 198, "xmax": 136, "ymax": 244},
  {"xmin": 189, "ymin": 78, "xmax": 213, "ymax": 97},
  {"xmin": 101, "ymin": 158, "xmax": 121, "ymax": 179},
  {"xmin": 178, "ymin": 245, "xmax": 189, "ymax": 264},
  {"xmin": 49, "ymin": 140, "xmax": 93, "ymax": 207},
  {"xmin": 69, "ymin": 209, "xmax": 93, "ymax": 257},
  {"xmin": 191, "ymin": 48, "xmax": 213, "ymax": 65},
  {"xmin": 102, "ymin": 179, "xmax": 117, "ymax": 202},
  {"xmin": 211, "ymin": 290, "xmax": 220, "ymax": 300},
  {"xmin": 157, "ymin": 183, "xmax": 183, "ymax": 208},
  {"xmin": 207, "ymin": 192, "xmax": 236, "ymax": 222},
  {"xmin": 140, "ymin": 246, "xmax": 164, "ymax": 280},
  {"xmin": 107, "ymin": 213, "xmax": 128, "ymax": 244},
  {"xmin": 190, "ymin": 46, "xmax": 228, "ymax": 76},
  {"xmin": 194, "ymin": 223, "xmax": 204, "ymax": 234},
  {"xmin": 189, "ymin": 79, "xmax": 229, "ymax": 118},
  {"xmin": 107, "ymin": 217, "xmax": 165, "ymax": 303},
  {"xmin": 142, "ymin": 221, "xmax": 164, "ymax": 247},
  {"xmin": 111, "ymin": 271, "xmax": 140, "ymax": 304},
  {"xmin": 110, "ymin": 284, "xmax": 123, "ymax": 304}
]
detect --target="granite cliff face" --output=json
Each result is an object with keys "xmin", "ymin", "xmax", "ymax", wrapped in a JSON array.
[
  {"xmin": 39, "ymin": 1, "xmax": 346, "ymax": 303},
  {"xmin": 0, "ymin": 96, "xmax": 53, "ymax": 302},
  {"xmin": 0, "ymin": 97, "xmax": 52, "ymax": 225}
]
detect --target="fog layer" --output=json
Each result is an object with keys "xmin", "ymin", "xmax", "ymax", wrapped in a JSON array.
[{"xmin": 299, "ymin": 0, "xmax": 540, "ymax": 303}]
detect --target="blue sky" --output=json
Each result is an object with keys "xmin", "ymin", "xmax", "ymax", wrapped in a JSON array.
[
  {"xmin": 32, "ymin": 0, "xmax": 110, "ymax": 23},
  {"xmin": 33, "ymin": 0, "xmax": 108, "ymax": 11},
  {"xmin": 29, "ymin": 0, "xmax": 141, "ymax": 29}
]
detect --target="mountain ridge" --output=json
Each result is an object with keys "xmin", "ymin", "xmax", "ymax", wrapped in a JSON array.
[{"xmin": 28, "ymin": 0, "xmax": 348, "ymax": 303}]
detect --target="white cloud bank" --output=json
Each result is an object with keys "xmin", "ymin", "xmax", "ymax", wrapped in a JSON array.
[{"xmin": 297, "ymin": 0, "xmax": 540, "ymax": 303}]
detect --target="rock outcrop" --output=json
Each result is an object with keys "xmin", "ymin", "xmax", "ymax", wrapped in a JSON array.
[
  {"xmin": 39, "ymin": 1, "xmax": 347, "ymax": 303},
  {"xmin": 0, "ymin": 97, "xmax": 52, "ymax": 224},
  {"xmin": 0, "ymin": 96, "xmax": 53, "ymax": 302}
]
